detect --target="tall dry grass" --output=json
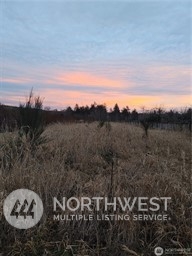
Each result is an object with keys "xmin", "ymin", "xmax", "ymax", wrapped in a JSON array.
[{"xmin": 0, "ymin": 123, "xmax": 191, "ymax": 255}]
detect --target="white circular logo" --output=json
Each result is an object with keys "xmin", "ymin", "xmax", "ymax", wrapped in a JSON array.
[
  {"xmin": 154, "ymin": 247, "xmax": 164, "ymax": 256},
  {"xmin": 3, "ymin": 189, "xmax": 43, "ymax": 229}
]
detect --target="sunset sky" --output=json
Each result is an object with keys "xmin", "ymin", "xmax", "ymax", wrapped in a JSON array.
[{"xmin": 0, "ymin": 0, "xmax": 191, "ymax": 110}]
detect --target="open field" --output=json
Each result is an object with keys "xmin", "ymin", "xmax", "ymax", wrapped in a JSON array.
[{"xmin": 0, "ymin": 123, "xmax": 191, "ymax": 255}]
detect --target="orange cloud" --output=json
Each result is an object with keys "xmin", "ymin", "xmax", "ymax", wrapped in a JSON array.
[
  {"xmin": 41, "ymin": 89, "xmax": 191, "ymax": 110},
  {"xmin": 2, "ymin": 87, "xmax": 190, "ymax": 110},
  {"xmin": 2, "ymin": 62, "xmax": 191, "ymax": 110},
  {"xmin": 47, "ymin": 71, "xmax": 127, "ymax": 89}
]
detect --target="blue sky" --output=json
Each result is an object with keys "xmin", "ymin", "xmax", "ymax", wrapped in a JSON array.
[{"xmin": 0, "ymin": 0, "xmax": 191, "ymax": 109}]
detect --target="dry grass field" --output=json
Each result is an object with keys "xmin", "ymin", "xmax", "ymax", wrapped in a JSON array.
[{"xmin": 0, "ymin": 122, "xmax": 191, "ymax": 255}]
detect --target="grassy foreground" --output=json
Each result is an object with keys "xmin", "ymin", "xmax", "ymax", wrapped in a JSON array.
[{"xmin": 0, "ymin": 123, "xmax": 191, "ymax": 255}]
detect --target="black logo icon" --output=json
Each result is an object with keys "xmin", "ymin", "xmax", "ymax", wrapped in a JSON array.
[{"xmin": 10, "ymin": 199, "xmax": 36, "ymax": 219}]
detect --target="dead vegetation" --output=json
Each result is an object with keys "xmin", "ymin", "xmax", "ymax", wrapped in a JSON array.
[{"xmin": 0, "ymin": 122, "xmax": 191, "ymax": 255}]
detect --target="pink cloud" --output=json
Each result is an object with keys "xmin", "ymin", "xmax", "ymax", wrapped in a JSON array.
[
  {"xmin": 1, "ymin": 62, "xmax": 191, "ymax": 109},
  {"xmin": 46, "ymin": 71, "xmax": 129, "ymax": 89},
  {"xmin": 2, "ymin": 77, "xmax": 33, "ymax": 84},
  {"xmin": 40, "ymin": 89, "xmax": 191, "ymax": 110}
]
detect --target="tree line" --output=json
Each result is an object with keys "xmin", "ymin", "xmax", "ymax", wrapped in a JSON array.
[
  {"xmin": 63, "ymin": 103, "xmax": 191, "ymax": 127},
  {"xmin": 0, "ymin": 95, "xmax": 191, "ymax": 132}
]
